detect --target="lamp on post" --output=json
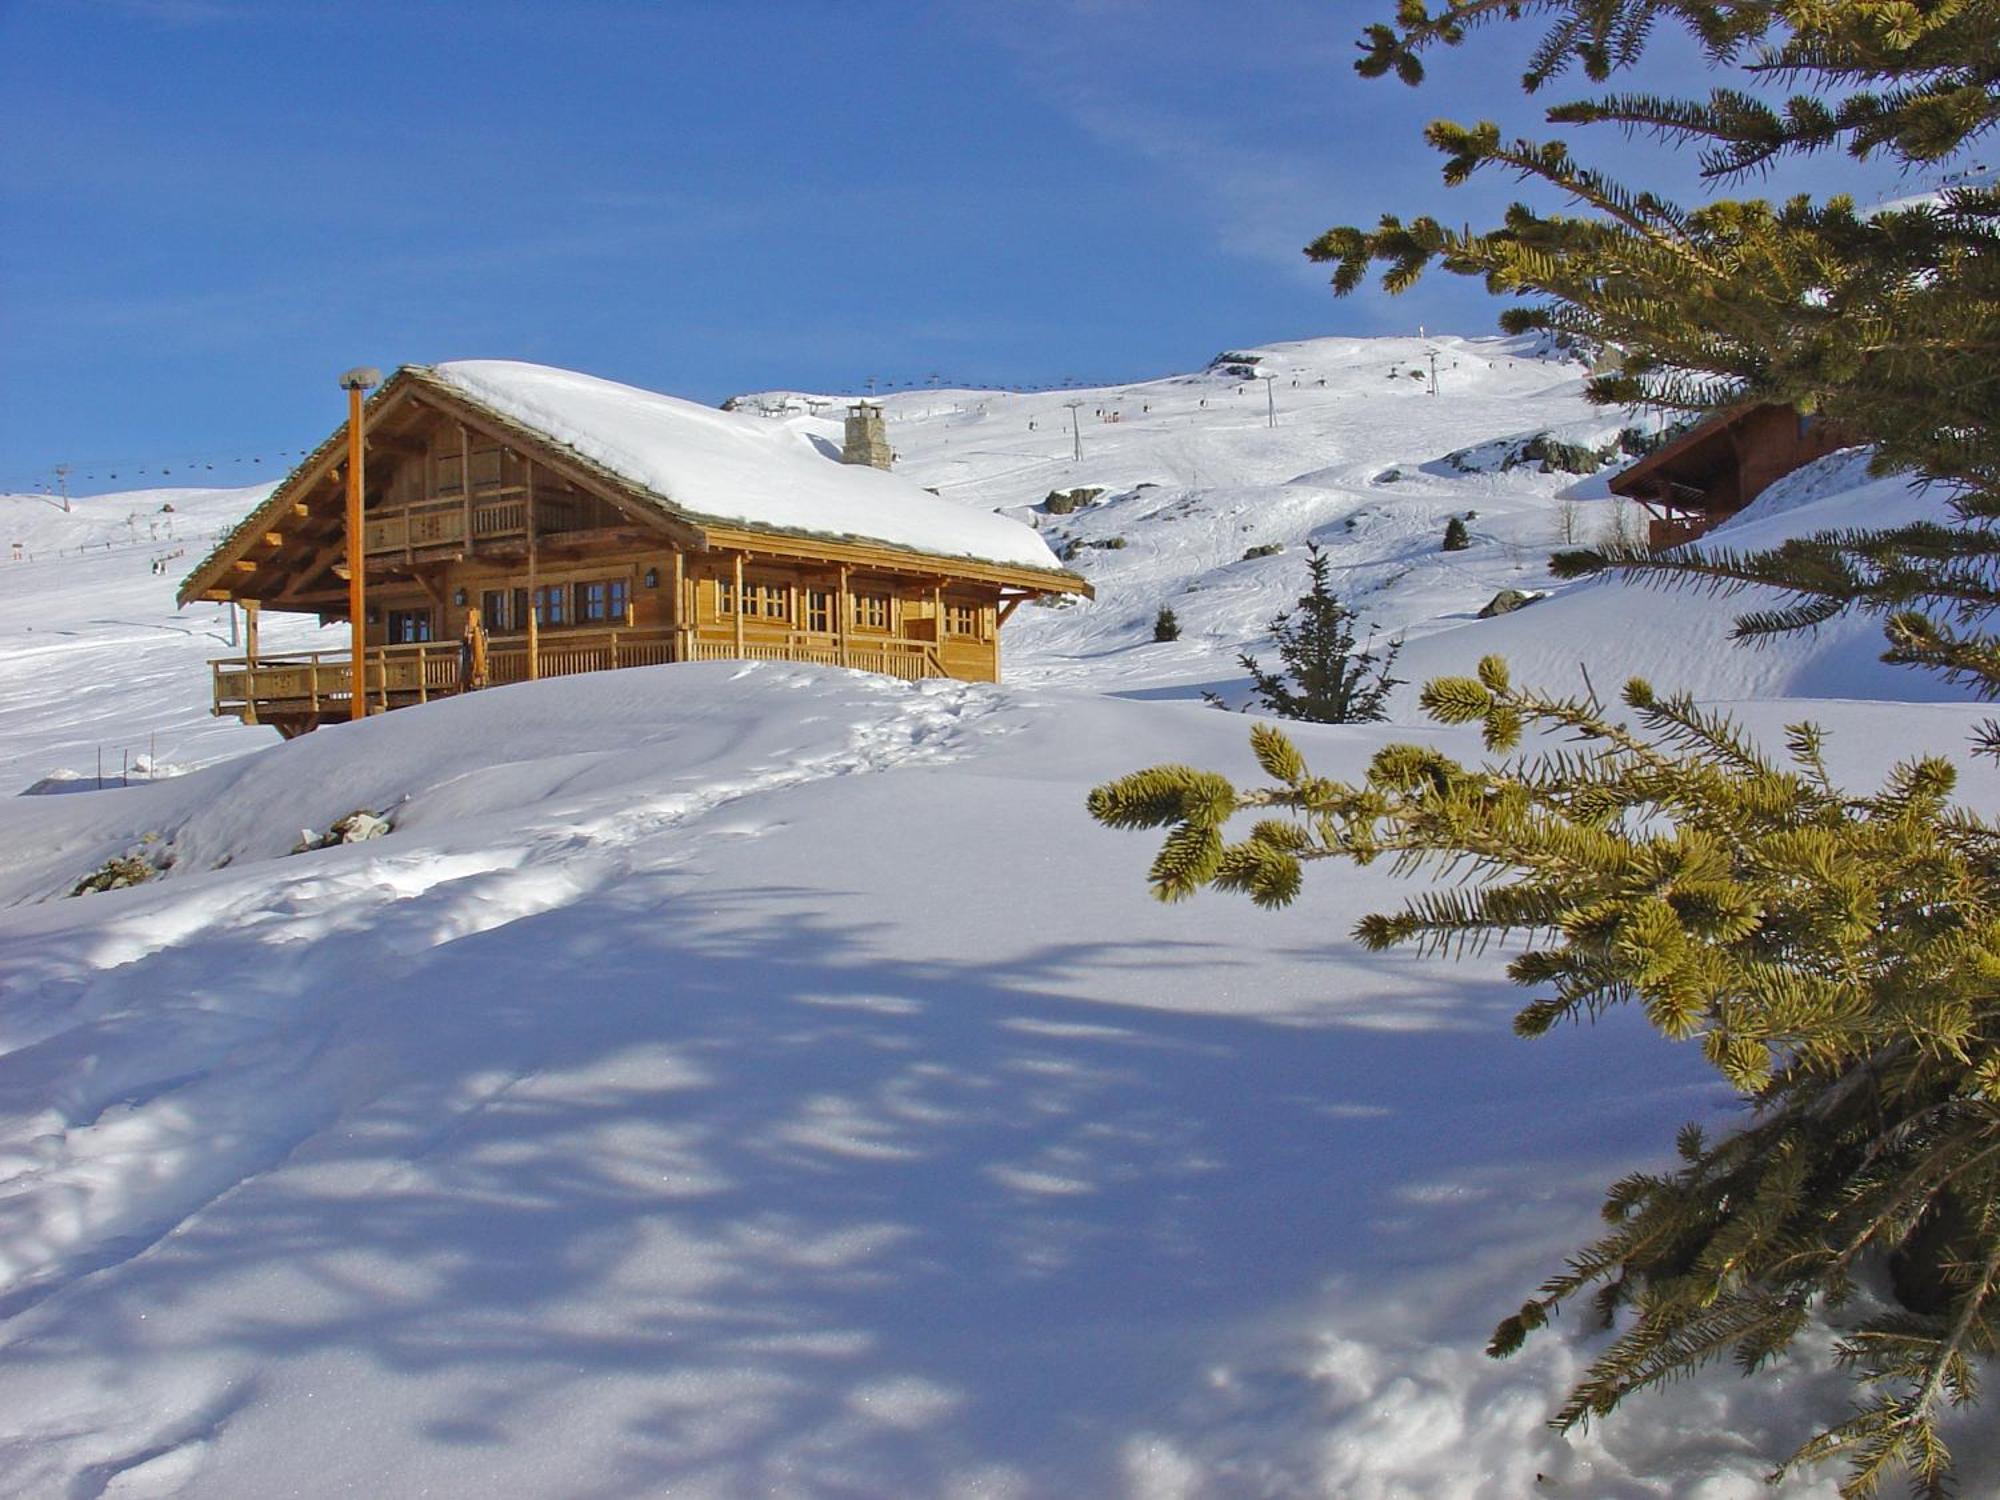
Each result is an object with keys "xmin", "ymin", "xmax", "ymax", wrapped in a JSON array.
[{"xmin": 339, "ymin": 366, "xmax": 381, "ymax": 720}]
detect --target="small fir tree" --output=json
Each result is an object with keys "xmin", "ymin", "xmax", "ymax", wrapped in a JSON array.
[
  {"xmin": 1153, "ymin": 605, "xmax": 1182, "ymax": 642},
  {"xmin": 1442, "ymin": 515, "xmax": 1472, "ymax": 551},
  {"xmin": 1235, "ymin": 543, "xmax": 1401, "ymax": 723}
]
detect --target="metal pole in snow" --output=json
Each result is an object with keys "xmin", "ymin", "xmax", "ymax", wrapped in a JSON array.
[
  {"xmin": 96, "ymin": 747, "xmax": 102, "ymax": 791},
  {"xmin": 1064, "ymin": 400, "xmax": 1084, "ymax": 462}
]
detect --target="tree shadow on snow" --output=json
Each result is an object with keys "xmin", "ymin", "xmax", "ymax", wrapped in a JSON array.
[{"xmin": 0, "ymin": 860, "xmax": 1712, "ymax": 1497}]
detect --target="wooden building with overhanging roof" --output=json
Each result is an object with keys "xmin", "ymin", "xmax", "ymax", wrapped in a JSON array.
[
  {"xmin": 1609, "ymin": 403, "xmax": 1850, "ymax": 549},
  {"xmin": 180, "ymin": 361, "xmax": 1090, "ymax": 737}
]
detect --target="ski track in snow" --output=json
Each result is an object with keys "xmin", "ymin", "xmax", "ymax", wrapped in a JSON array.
[{"xmin": 0, "ymin": 676, "xmax": 1007, "ymax": 1332}]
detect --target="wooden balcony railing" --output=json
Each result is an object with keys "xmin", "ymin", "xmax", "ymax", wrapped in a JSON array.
[
  {"xmin": 210, "ymin": 627, "xmax": 947, "ymax": 728},
  {"xmin": 360, "ymin": 495, "xmax": 590, "ymax": 556}
]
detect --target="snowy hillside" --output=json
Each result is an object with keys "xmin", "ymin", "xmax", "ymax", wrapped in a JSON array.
[
  {"xmin": 0, "ymin": 334, "xmax": 1992, "ymax": 1498},
  {"xmin": 0, "ymin": 484, "xmax": 339, "ymax": 789}
]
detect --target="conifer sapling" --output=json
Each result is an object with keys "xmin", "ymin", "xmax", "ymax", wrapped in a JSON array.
[{"xmin": 1233, "ymin": 543, "xmax": 1401, "ymax": 724}]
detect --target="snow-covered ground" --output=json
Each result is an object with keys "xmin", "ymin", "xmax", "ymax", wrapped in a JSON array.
[{"xmin": 1, "ymin": 335, "xmax": 1993, "ymax": 1497}]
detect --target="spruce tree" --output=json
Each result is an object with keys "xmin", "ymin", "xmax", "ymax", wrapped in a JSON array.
[
  {"xmin": 1092, "ymin": 4, "xmax": 2000, "ymax": 1492},
  {"xmin": 1234, "ymin": 543, "xmax": 1401, "ymax": 723},
  {"xmin": 1089, "ymin": 663, "xmax": 2000, "ymax": 1496},
  {"xmin": 1154, "ymin": 605, "xmax": 1182, "ymax": 642},
  {"xmin": 1442, "ymin": 514, "xmax": 1472, "ymax": 551}
]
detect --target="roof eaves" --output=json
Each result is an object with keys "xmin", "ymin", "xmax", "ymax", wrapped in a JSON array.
[
  {"xmin": 410, "ymin": 366, "xmax": 1084, "ymax": 591},
  {"xmin": 175, "ymin": 367, "xmax": 421, "ymax": 606}
]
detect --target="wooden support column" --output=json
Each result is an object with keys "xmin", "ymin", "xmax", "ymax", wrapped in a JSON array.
[
  {"xmin": 836, "ymin": 563, "xmax": 850, "ymax": 667},
  {"xmin": 344, "ymin": 387, "xmax": 368, "ymax": 721},
  {"xmin": 732, "ymin": 552, "xmax": 746, "ymax": 656},
  {"xmin": 525, "ymin": 458, "xmax": 540, "ymax": 681},
  {"xmin": 459, "ymin": 425, "xmax": 474, "ymax": 558},
  {"xmin": 241, "ymin": 598, "xmax": 260, "ymax": 725},
  {"xmin": 670, "ymin": 549, "xmax": 686, "ymax": 659}
]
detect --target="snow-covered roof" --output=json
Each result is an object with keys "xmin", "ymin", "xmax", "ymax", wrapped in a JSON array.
[{"xmin": 423, "ymin": 361, "xmax": 1070, "ymax": 577}]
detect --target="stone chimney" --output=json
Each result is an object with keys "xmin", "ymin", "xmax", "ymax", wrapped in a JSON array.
[{"xmin": 842, "ymin": 402, "xmax": 892, "ymax": 469}]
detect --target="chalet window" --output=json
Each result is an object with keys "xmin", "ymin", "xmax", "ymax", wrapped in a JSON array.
[
  {"xmin": 387, "ymin": 608, "xmax": 434, "ymax": 644},
  {"xmin": 854, "ymin": 591, "xmax": 890, "ymax": 631},
  {"xmin": 753, "ymin": 580, "xmax": 790, "ymax": 621},
  {"xmin": 805, "ymin": 588, "xmax": 833, "ymax": 633},
  {"xmin": 535, "ymin": 584, "xmax": 568, "ymax": 627},
  {"xmin": 482, "ymin": 588, "xmax": 529, "ymax": 632},
  {"xmin": 575, "ymin": 577, "xmax": 632, "ymax": 624},
  {"xmin": 946, "ymin": 602, "xmax": 980, "ymax": 638}
]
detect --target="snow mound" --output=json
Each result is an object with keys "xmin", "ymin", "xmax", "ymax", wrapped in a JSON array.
[
  {"xmin": 1397, "ymin": 466, "xmax": 1957, "ymax": 707},
  {"xmin": 12, "ymin": 662, "xmax": 1994, "ymax": 1497}
]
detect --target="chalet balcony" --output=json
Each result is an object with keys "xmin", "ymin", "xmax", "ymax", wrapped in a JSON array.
[
  {"xmin": 210, "ymin": 627, "xmax": 951, "ymax": 736},
  {"xmin": 361, "ymin": 493, "xmax": 599, "ymax": 557}
]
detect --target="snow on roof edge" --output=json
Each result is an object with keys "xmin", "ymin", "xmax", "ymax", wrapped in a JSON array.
[
  {"xmin": 182, "ymin": 364, "xmax": 1087, "ymax": 604},
  {"xmin": 420, "ymin": 361, "xmax": 1080, "ymax": 583}
]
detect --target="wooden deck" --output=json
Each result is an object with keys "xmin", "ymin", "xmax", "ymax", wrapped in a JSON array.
[{"xmin": 210, "ymin": 627, "xmax": 951, "ymax": 736}]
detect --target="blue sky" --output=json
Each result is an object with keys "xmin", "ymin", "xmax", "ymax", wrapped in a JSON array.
[{"xmin": 0, "ymin": 0, "xmax": 1916, "ymax": 496}]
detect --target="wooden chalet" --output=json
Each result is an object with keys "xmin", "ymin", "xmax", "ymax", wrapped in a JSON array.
[
  {"xmin": 1610, "ymin": 403, "xmax": 1850, "ymax": 548},
  {"xmin": 179, "ymin": 362, "xmax": 1089, "ymax": 737}
]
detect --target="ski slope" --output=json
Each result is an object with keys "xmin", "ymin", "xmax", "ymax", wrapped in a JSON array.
[{"xmin": 0, "ymin": 334, "xmax": 1992, "ymax": 1498}]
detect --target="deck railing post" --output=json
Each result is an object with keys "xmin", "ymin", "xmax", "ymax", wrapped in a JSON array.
[{"xmin": 733, "ymin": 553, "xmax": 746, "ymax": 657}]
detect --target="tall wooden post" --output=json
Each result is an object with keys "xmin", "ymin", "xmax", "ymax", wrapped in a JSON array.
[
  {"xmin": 836, "ymin": 563, "xmax": 850, "ymax": 667},
  {"xmin": 244, "ymin": 600, "xmax": 260, "ymax": 664},
  {"xmin": 339, "ymin": 367, "xmax": 379, "ymax": 720},
  {"xmin": 670, "ymin": 549, "xmax": 686, "ymax": 659},
  {"xmin": 732, "ymin": 552, "xmax": 746, "ymax": 657},
  {"xmin": 672, "ymin": 548, "xmax": 688, "ymax": 660},
  {"xmin": 459, "ymin": 425, "xmax": 474, "ymax": 557},
  {"xmin": 525, "ymin": 458, "xmax": 540, "ymax": 680}
]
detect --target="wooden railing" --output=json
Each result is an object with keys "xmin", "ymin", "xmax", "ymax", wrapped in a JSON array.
[
  {"xmin": 681, "ymin": 637, "xmax": 945, "ymax": 682},
  {"xmin": 1647, "ymin": 513, "xmax": 1717, "ymax": 550},
  {"xmin": 210, "ymin": 627, "xmax": 948, "ymax": 724},
  {"xmin": 360, "ymin": 495, "xmax": 589, "ymax": 556}
]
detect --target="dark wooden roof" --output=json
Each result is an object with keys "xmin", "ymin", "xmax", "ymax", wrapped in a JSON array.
[{"xmin": 1606, "ymin": 406, "xmax": 1758, "ymax": 503}]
